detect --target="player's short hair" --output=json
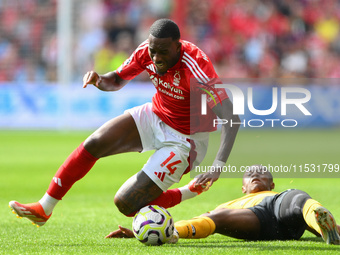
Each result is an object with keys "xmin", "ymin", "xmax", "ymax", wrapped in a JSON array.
[
  {"xmin": 244, "ymin": 165, "xmax": 273, "ymax": 182},
  {"xmin": 149, "ymin": 19, "xmax": 180, "ymax": 41}
]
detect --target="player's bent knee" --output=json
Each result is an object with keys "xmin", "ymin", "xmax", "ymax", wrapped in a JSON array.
[
  {"xmin": 114, "ymin": 194, "xmax": 137, "ymax": 216},
  {"xmin": 113, "ymin": 171, "xmax": 164, "ymax": 216}
]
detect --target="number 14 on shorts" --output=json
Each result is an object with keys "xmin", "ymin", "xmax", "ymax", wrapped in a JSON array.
[{"xmin": 160, "ymin": 152, "xmax": 182, "ymax": 175}]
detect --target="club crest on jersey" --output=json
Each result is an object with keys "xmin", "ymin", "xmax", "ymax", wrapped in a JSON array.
[{"xmin": 173, "ymin": 71, "xmax": 181, "ymax": 86}]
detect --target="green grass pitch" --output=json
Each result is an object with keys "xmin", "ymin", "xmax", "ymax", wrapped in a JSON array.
[{"xmin": 1, "ymin": 129, "xmax": 340, "ymax": 254}]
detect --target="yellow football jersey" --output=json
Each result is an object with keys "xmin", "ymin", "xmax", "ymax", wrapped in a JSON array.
[{"xmin": 215, "ymin": 191, "xmax": 278, "ymax": 210}]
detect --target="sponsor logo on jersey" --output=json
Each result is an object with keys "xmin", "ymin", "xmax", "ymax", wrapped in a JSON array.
[
  {"xmin": 149, "ymin": 74, "xmax": 184, "ymax": 99},
  {"xmin": 158, "ymin": 78, "xmax": 183, "ymax": 94}
]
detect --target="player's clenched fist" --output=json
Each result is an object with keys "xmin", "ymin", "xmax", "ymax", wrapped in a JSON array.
[{"xmin": 83, "ymin": 71, "xmax": 101, "ymax": 88}]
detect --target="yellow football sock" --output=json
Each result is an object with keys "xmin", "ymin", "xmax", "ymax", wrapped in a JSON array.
[
  {"xmin": 302, "ymin": 198, "xmax": 322, "ymax": 234},
  {"xmin": 175, "ymin": 216, "xmax": 216, "ymax": 239}
]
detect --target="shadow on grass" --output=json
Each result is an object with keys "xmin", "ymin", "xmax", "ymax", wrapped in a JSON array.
[{"xmin": 173, "ymin": 237, "xmax": 339, "ymax": 252}]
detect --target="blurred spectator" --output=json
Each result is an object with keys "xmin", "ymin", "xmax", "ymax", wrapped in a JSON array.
[
  {"xmin": 93, "ymin": 32, "xmax": 132, "ymax": 74},
  {"xmin": 173, "ymin": 0, "xmax": 340, "ymax": 79},
  {"xmin": 74, "ymin": 0, "xmax": 106, "ymax": 80},
  {"xmin": 1, "ymin": 0, "xmax": 340, "ymax": 84},
  {"xmin": 314, "ymin": 13, "xmax": 339, "ymax": 44},
  {"xmin": 0, "ymin": 34, "xmax": 18, "ymax": 81},
  {"xmin": 0, "ymin": 0, "xmax": 56, "ymax": 83}
]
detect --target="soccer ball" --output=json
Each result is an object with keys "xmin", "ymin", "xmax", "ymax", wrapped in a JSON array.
[{"xmin": 132, "ymin": 205, "xmax": 174, "ymax": 245}]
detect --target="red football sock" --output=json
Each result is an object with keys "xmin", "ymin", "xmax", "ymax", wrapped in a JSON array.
[
  {"xmin": 46, "ymin": 143, "xmax": 98, "ymax": 200},
  {"xmin": 126, "ymin": 188, "xmax": 182, "ymax": 217},
  {"xmin": 149, "ymin": 188, "xmax": 182, "ymax": 208}
]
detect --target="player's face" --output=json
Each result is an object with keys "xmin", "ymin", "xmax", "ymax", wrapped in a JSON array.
[
  {"xmin": 242, "ymin": 166, "xmax": 274, "ymax": 194},
  {"xmin": 148, "ymin": 35, "xmax": 181, "ymax": 75}
]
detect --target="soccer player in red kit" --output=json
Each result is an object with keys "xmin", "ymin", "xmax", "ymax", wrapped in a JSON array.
[{"xmin": 9, "ymin": 19, "xmax": 240, "ymax": 226}]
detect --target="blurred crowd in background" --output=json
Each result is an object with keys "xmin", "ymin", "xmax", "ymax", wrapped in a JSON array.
[{"xmin": 1, "ymin": 0, "xmax": 340, "ymax": 83}]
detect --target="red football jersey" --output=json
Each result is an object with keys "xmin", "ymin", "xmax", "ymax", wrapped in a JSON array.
[{"xmin": 116, "ymin": 39, "xmax": 228, "ymax": 135}]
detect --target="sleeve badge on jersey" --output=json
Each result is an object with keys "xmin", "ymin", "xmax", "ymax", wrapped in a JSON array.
[
  {"xmin": 198, "ymin": 81, "xmax": 222, "ymax": 106},
  {"xmin": 123, "ymin": 55, "xmax": 133, "ymax": 67}
]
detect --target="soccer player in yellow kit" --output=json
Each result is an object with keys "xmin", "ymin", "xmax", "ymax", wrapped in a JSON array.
[
  {"xmin": 174, "ymin": 165, "xmax": 340, "ymax": 244},
  {"xmin": 108, "ymin": 165, "xmax": 340, "ymax": 245}
]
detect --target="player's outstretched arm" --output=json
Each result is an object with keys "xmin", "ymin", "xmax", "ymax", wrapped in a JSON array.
[
  {"xmin": 213, "ymin": 97, "xmax": 240, "ymax": 162},
  {"xmin": 105, "ymin": 225, "xmax": 134, "ymax": 238},
  {"xmin": 195, "ymin": 98, "xmax": 240, "ymax": 187},
  {"xmin": 83, "ymin": 71, "xmax": 129, "ymax": 91}
]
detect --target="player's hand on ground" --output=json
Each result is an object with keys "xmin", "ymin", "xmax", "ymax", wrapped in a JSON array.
[
  {"xmin": 83, "ymin": 71, "xmax": 101, "ymax": 88},
  {"xmin": 194, "ymin": 170, "xmax": 221, "ymax": 188},
  {"xmin": 105, "ymin": 225, "xmax": 134, "ymax": 238}
]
